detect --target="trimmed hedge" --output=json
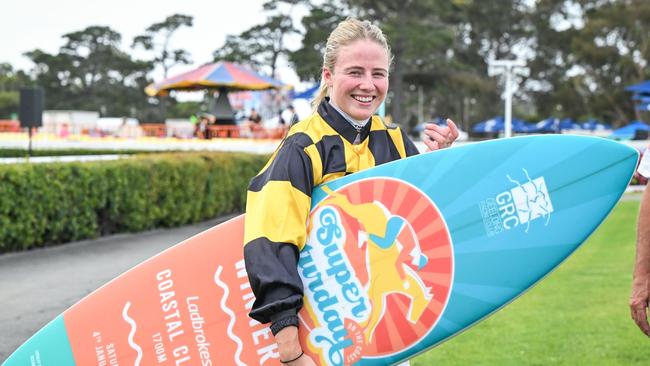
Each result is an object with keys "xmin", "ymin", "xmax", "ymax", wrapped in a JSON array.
[
  {"xmin": 0, "ymin": 152, "xmax": 268, "ymax": 253},
  {"xmin": 0, "ymin": 148, "xmax": 184, "ymax": 157}
]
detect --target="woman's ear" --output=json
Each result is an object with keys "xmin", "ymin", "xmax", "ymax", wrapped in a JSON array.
[{"xmin": 322, "ymin": 67, "xmax": 333, "ymax": 87}]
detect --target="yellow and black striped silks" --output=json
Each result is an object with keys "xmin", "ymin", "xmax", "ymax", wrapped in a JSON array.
[{"xmin": 243, "ymin": 100, "xmax": 419, "ymax": 329}]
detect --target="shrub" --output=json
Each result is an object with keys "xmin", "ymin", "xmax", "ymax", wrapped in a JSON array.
[{"xmin": 0, "ymin": 152, "xmax": 269, "ymax": 253}]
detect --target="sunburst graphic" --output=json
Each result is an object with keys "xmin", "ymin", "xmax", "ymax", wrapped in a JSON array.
[{"xmin": 306, "ymin": 177, "xmax": 454, "ymax": 359}]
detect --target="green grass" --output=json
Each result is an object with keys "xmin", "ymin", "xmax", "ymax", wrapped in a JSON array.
[{"xmin": 413, "ymin": 200, "xmax": 649, "ymax": 365}]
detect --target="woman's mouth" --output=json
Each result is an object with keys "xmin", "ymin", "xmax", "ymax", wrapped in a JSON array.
[{"xmin": 352, "ymin": 95, "xmax": 374, "ymax": 103}]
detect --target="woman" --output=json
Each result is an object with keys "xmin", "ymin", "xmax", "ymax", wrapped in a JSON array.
[{"xmin": 243, "ymin": 18, "xmax": 458, "ymax": 365}]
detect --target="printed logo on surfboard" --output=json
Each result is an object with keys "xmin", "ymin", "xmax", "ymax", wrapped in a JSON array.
[
  {"xmin": 480, "ymin": 168, "xmax": 554, "ymax": 236},
  {"xmin": 298, "ymin": 178, "xmax": 453, "ymax": 366}
]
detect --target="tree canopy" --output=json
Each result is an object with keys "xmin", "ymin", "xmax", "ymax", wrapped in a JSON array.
[{"xmin": 1, "ymin": 0, "xmax": 647, "ymax": 128}]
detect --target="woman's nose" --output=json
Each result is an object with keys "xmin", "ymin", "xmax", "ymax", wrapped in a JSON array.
[{"xmin": 358, "ymin": 74, "xmax": 375, "ymax": 90}]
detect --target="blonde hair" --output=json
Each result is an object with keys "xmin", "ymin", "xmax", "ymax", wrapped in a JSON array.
[{"xmin": 311, "ymin": 18, "xmax": 392, "ymax": 112}]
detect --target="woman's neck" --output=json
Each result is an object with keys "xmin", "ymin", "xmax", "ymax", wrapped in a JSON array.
[{"xmin": 328, "ymin": 100, "xmax": 369, "ymax": 130}]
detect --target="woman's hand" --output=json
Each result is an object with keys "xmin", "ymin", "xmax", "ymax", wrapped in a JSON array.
[
  {"xmin": 275, "ymin": 326, "xmax": 317, "ymax": 365},
  {"xmin": 423, "ymin": 118, "xmax": 459, "ymax": 152},
  {"xmin": 285, "ymin": 353, "xmax": 317, "ymax": 366}
]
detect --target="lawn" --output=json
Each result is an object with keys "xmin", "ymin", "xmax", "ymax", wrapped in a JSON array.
[{"xmin": 413, "ymin": 200, "xmax": 650, "ymax": 365}]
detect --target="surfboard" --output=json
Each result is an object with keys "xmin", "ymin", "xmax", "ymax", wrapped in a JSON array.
[{"xmin": 3, "ymin": 135, "xmax": 638, "ymax": 366}]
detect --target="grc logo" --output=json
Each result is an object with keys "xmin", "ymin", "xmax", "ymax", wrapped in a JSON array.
[
  {"xmin": 297, "ymin": 178, "xmax": 453, "ymax": 366},
  {"xmin": 480, "ymin": 169, "xmax": 553, "ymax": 236}
]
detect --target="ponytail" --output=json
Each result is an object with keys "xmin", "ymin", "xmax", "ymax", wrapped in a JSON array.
[{"xmin": 311, "ymin": 81, "xmax": 329, "ymax": 114}]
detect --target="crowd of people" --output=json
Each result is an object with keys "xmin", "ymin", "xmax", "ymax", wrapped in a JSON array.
[{"xmin": 192, "ymin": 105, "xmax": 300, "ymax": 140}]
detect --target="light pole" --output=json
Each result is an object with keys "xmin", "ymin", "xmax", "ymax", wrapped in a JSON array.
[{"xmin": 488, "ymin": 59, "xmax": 527, "ymax": 138}]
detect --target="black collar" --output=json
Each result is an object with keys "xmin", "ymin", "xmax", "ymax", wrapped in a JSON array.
[{"xmin": 317, "ymin": 99, "xmax": 372, "ymax": 144}]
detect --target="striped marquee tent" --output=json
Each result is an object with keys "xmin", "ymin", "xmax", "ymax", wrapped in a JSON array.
[{"xmin": 145, "ymin": 61, "xmax": 285, "ymax": 96}]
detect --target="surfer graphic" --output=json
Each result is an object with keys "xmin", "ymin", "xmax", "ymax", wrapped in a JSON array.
[{"xmin": 320, "ymin": 186, "xmax": 433, "ymax": 342}]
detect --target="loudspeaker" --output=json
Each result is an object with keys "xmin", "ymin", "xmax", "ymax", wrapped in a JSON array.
[{"xmin": 19, "ymin": 88, "xmax": 44, "ymax": 128}]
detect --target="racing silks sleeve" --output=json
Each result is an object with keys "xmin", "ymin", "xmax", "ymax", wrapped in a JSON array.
[
  {"xmin": 385, "ymin": 123, "xmax": 420, "ymax": 158},
  {"xmin": 402, "ymin": 129, "xmax": 421, "ymax": 157},
  {"xmin": 243, "ymin": 133, "xmax": 314, "ymax": 335}
]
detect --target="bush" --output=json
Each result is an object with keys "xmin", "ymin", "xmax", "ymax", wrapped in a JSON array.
[
  {"xmin": 0, "ymin": 148, "xmax": 205, "ymax": 158},
  {"xmin": 0, "ymin": 152, "xmax": 268, "ymax": 253}
]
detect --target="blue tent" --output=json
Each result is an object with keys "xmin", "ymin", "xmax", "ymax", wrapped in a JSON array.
[
  {"xmin": 581, "ymin": 119, "xmax": 612, "ymax": 131},
  {"xmin": 512, "ymin": 119, "xmax": 536, "ymax": 133},
  {"xmin": 632, "ymin": 94, "xmax": 650, "ymax": 102},
  {"xmin": 626, "ymin": 80, "xmax": 650, "ymax": 94},
  {"xmin": 472, "ymin": 116, "xmax": 533, "ymax": 133},
  {"xmin": 559, "ymin": 118, "xmax": 582, "ymax": 130},
  {"xmin": 426, "ymin": 117, "xmax": 447, "ymax": 126},
  {"xmin": 637, "ymin": 103, "xmax": 650, "ymax": 112},
  {"xmin": 292, "ymin": 84, "xmax": 319, "ymax": 100},
  {"xmin": 534, "ymin": 117, "xmax": 560, "ymax": 133},
  {"xmin": 472, "ymin": 116, "xmax": 504, "ymax": 133},
  {"xmin": 413, "ymin": 117, "xmax": 446, "ymax": 133},
  {"xmin": 609, "ymin": 120, "xmax": 650, "ymax": 140},
  {"xmin": 626, "ymin": 82, "xmax": 650, "ymax": 113}
]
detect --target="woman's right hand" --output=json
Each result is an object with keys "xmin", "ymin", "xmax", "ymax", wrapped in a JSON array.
[
  {"xmin": 275, "ymin": 326, "xmax": 317, "ymax": 365},
  {"xmin": 285, "ymin": 353, "xmax": 317, "ymax": 366}
]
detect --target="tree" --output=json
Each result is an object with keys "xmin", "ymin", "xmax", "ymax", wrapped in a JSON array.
[
  {"xmin": 213, "ymin": 0, "xmax": 303, "ymax": 77},
  {"xmin": 0, "ymin": 63, "xmax": 33, "ymax": 118},
  {"xmin": 132, "ymin": 15, "xmax": 193, "ymax": 120},
  {"xmin": 342, "ymin": 0, "xmax": 472, "ymax": 127},
  {"xmin": 566, "ymin": 0, "xmax": 649, "ymax": 123},
  {"xmin": 523, "ymin": 0, "xmax": 649, "ymax": 124},
  {"xmin": 449, "ymin": 0, "xmax": 534, "ymax": 127},
  {"xmin": 132, "ymin": 14, "xmax": 193, "ymax": 79},
  {"xmin": 25, "ymin": 26, "xmax": 153, "ymax": 118},
  {"xmin": 289, "ymin": 1, "xmax": 348, "ymax": 82},
  {"xmin": 523, "ymin": 0, "xmax": 578, "ymax": 120},
  {"xmin": 212, "ymin": 33, "xmax": 262, "ymax": 68}
]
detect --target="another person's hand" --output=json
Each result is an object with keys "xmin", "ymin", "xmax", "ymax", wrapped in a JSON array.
[
  {"xmin": 423, "ymin": 118, "xmax": 459, "ymax": 152},
  {"xmin": 275, "ymin": 326, "xmax": 317, "ymax": 365},
  {"xmin": 632, "ymin": 183, "xmax": 650, "ymax": 337},
  {"xmin": 631, "ymin": 271, "xmax": 650, "ymax": 336}
]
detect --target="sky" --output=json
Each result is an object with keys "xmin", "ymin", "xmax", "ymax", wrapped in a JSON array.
[{"xmin": 0, "ymin": 0, "xmax": 303, "ymax": 86}]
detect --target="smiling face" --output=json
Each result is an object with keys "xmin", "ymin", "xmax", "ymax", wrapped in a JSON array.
[{"xmin": 323, "ymin": 39, "xmax": 389, "ymax": 121}]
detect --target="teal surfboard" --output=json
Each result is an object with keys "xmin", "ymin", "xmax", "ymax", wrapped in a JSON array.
[{"xmin": 3, "ymin": 135, "xmax": 637, "ymax": 366}]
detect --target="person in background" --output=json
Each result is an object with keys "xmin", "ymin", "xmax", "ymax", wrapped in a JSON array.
[
  {"xmin": 241, "ymin": 108, "xmax": 264, "ymax": 138},
  {"xmin": 58, "ymin": 123, "xmax": 70, "ymax": 138},
  {"xmin": 115, "ymin": 117, "xmax": 129, "ymax": 138},
  {"xmin": 206, "ymin": 114, "xmax": 217, "ymax": 139},
  {"xmin": 243, "ymin": 18, "xmax": 458, "ymax": 365},
  {"xmin": 632, "ymin": 147, "xmax": 650, "ymax": 337},
  {"xmin": 287, "ymin": 105, "xmax": 300, "ymax": 125},
  {"xmin": 248, "ymin": 108, "xmax": 262, "ymax": 125},
  {"xmin": 194, "ymin": 114, "xmax": 210, "ymax": 139}
]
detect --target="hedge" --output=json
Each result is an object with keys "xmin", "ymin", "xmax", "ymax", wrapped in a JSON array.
[
  {"xmin": 0, "ymin": 152, "xmax": 269, "ymax": 253},
  {"xmin": 0, "ymin": 148, "xmax": 183, "ymax": 157}
]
